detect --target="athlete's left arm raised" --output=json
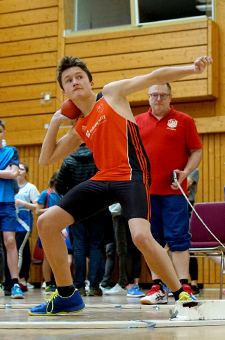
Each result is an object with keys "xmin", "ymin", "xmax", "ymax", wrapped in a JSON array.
[{"xmin": 104, "ymin": 56, "xmax": 212, "ymax": 97}]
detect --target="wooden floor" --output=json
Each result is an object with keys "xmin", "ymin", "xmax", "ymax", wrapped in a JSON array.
[{"xmin": 0, "ymin": 287, "xmax": 225, "ymax": 339}]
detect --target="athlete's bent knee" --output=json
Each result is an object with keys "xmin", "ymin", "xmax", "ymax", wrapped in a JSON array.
[
  {"xmin": 132, "ymin": 232, "xmax": 149, "ymax": 251},
  {"xmin": 37, "ymin": 214, "xmax": 52, "ymax": 236}
]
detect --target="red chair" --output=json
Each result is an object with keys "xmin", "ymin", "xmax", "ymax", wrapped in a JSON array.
[{"xmin": 189, "ymin": 202, "xmax": 225, "ymax": 299}]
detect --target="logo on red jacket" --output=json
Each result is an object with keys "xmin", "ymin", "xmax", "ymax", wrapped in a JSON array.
[{"xmin": 167, "ymin": 119, "xmax": 178, "ymax": 130}]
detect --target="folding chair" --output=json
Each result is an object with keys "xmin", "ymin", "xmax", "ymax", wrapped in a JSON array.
[{"xmin": 189, "ymin": 202, "xmax": 225, "ymax": 299}]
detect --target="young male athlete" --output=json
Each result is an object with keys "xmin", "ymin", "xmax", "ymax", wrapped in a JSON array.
[{"xmin": 28, "ymin": 55, "xmax": 212, "ymax": 315}]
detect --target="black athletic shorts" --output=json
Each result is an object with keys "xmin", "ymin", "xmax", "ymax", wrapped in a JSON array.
[{"xmin": 56, "ymin": 179, "xmax": 150, "ymax": 223}]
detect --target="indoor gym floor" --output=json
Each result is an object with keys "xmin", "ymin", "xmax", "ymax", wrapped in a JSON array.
[{"xmin": 0, "ymin": 287, "xmax": 225, "ymax": 340}]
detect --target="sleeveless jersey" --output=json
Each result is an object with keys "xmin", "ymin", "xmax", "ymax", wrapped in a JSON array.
[{"xmin": 75, "ymin": 93, "xmax": 150, "ymax": 186}]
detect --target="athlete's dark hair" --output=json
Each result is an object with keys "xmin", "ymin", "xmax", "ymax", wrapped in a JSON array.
[{"xmin": 57, "ymin": 56, "xmax": 92, "ymax": 90}]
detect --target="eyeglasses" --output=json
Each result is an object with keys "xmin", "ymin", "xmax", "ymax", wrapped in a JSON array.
[{"xmin": 149, "ymin": 93, "xmax": 170, "ymax": 100}]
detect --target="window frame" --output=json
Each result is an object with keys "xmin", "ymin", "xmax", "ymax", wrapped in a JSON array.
[{"xmin": 64, "ymin": 0, "xmax": 215, "ymax": 37}]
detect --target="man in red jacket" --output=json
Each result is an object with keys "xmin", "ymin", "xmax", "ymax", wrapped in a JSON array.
[{"xmin": 136, "ymin": 83, "xmax": 202, "ymax": 305}]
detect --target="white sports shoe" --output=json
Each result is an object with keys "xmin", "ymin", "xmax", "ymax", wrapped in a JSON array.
[
  {"xmin": 27, "ymin": 283, "xmax": 35, "ymax": 289},
  {"xmin": 85, "ymin": 280, "xmax": 90, "ymax": 294},
  {"xmin": 104, "ymin": 283, "xmax": 127, "ymax": 295},
  {"xmin": 99, "ymin": 284, "xmax": 111, "ymax": 294},
  {"xmin": 0, "ymin": 283, "xmax": 4, "ymax": 297},
  {"xmin": 140, "ymin": 285, "xmax": 168, "ymax": 305}
]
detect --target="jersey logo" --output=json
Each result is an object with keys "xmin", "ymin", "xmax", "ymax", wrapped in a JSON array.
[
  {"xmin": 96, "ymin": 102, "xmax": 104, "ymax": 113},
  {"xmin": 82, "ymin": 125, "xmax": 86, "ymax": 131},
  {"xmin": 167, "ymin": 119, "xmax": 178, "ymax": 130},
  {"xmin": 85, "ymin": 115, "xmax": 106, "ymax": 139}
]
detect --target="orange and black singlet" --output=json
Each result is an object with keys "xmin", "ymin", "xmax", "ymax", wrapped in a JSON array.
[{"xmin": 75, "ymin": 92, "xmax": 150, "ymax": 187}]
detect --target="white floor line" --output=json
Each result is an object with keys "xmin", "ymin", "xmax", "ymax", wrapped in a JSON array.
[
  {"xmin": 1, "ymin": 319, "xmax": 225, "ymax": 329},
  {"xmin": 0, "ymin": 303, "xmax": 175, "ymax": 310},
  {"xmin": 0, "ymin": 320, "xmax": 152, "ymax": 329},
  {"xmin": 151, "ymin": 319, "xmax": 225, "ymax": 327}
]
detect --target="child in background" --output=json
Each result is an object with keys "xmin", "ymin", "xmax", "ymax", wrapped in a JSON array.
[
  {"xmin": 36, "ymin": 171, "xmax": 62, "ymax": 292},
  {"xmin": 0, "ymin": 119, "xmax": 24, "ymax": 299},
  {"xmin": 15, "ymin": 163, "xmax": 40, "ymax": 292}
]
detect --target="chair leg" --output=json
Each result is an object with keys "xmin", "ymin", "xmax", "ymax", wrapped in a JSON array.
[{"xmin": 219, "ymin": 253, "xmax": 224, "ymax": 299}]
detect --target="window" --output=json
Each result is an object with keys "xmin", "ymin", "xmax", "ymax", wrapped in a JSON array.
[
  {"xmin": 74, "ymin": 0, "xmax": 131, "ymax": 32},
  {"xmin": 137, "ymin": 0, "xmax": 213, "ymax": 25},
  {"xmin": 64, "ymin": 0, "xmax": 214, "ymax": 34}
]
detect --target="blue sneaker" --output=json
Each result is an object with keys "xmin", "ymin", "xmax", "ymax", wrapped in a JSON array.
[
  {"xmin": 11, "ymin": 284, "xmax": 24, "ymax": 299},
  {"xmin": 28, "ymin": 289, "xmax": 85, "ymax": 316},
  {"xmin": 127, "ymin": 285, "xmax": 145, "ymax": 297}
]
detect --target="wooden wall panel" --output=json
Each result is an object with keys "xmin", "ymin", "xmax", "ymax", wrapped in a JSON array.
[
  {"xmin": 0, "ymin": 99, "xmax": 56, "ymax": 117},
  {"xmin": 0, "ymin": 83, "xmax": 56, "ymax": 103},
  {"xmin": 0, "ymin": 22, "xmax": 58, "ymax": 43},
  {"xmin": 0, "ymin": 37, "xmax": 58, "ymax": 57},
  {"xmin": 0, "ymin": 8, "xmax": 58, "ymax": 29},
  {"xmin": 0, "ymin": 0, "xmax": 63, "ymax": 147},
  {"xmin": 66, "ymin": 28, "xmax": 208, "ymax": 58},
  {"xmin": 66, "ymin": 20, "xmax": 208, "ymax": 42},
  {"xmin": 91, "ymin": 66, "xmax": 206, "ymax": 90},
  {"xmin": 76, "ymin": 46, "xmax": 207, "ymax": 73},
  {"xmin": 0, "ymin": 53, "xmax": 58, "ymax": 72},
  {"xmin": 65, "ymin": 19, "xmax": 218, "ymax": 104},
  {"xmin": 207, "ymin": 20, "xmax": 219, "ymax": 98},
  {"xmin": 0, "ymin": 68, "xmax": 57, "ymax": 87},
  {"xmin": 0, "ymin": 0, "xmax": 58, "ymax": 13}
]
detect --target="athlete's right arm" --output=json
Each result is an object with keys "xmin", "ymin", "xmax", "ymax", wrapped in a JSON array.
[{"xmin": 39, "ymin": 110, "xmax": 83, "ymax": 166}]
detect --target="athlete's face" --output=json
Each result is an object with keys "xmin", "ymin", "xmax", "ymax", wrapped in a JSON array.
[
  {"xmin": 148, "ymin": 84, "xmax": 172, "ymax": 118},
  {"xmin": 61, "ymin": 67, "xmax": 94, "ymax": 101}
]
